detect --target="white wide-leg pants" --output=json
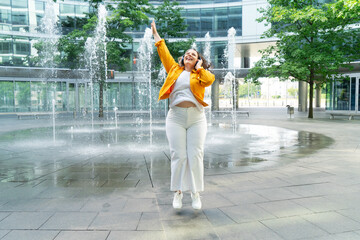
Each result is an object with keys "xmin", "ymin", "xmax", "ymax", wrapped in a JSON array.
[{"xmin": 166, "ymin": 106, "xmax": 207, "ymax": 193}]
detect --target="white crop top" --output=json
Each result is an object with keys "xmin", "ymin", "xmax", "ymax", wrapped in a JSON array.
[{"xmin": 169, "ymin": 70, "xmax": 203, "ymax": 111}]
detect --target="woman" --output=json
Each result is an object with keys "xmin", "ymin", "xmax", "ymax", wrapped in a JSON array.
[{"xmin": 151, "ymin": 20, "xmax": 215, "ymax": 210}]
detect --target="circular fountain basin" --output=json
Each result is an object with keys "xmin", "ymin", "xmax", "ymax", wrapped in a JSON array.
[
  {"xmin": 0, "ymin": 123, "xmax": 333, "ymax": 164},
  {"xmin": 0, "ymin": 123, "xmax": 333, "ymax": 186}
]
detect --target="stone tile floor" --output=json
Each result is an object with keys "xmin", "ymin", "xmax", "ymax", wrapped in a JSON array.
[{"xmin": 0, "ymin": 108, "xmax": 359, "ymax": 239}]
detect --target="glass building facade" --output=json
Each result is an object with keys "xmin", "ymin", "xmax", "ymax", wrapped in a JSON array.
[
  {"xmin": 3, "ymin": 0, "xmax": 355, "ymax": 114},
  {"xmin": 326, "ymin": 76, "xmax": 360, "ymax": 113},
  {"xmin": 0, "ymin": 0, "xmax": 245, "ymax": 113}
]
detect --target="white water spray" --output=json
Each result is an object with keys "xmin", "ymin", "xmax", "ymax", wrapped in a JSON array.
[
  {"xmin": 138, "ymin": 28, "xmax": 153, "ymax": 145},
  {"xmin": 84, "ymin": 5, "xmax": 108, "ymax": 130},
  {"xmin": 203, "ymin": 32, "xmax": 212, "ymax": 125}
]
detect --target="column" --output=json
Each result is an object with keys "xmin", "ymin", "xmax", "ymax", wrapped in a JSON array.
[
  {"xmin": 315, "ymin": 86, "xmax": 321, "ymax": 108},
  {"xmin": 298, "ymin": 81, "xmax": 308, "ymax": 112},
  {"xmin": 211, "ymin": 78, "xmax": 220, "ymax": 111}
]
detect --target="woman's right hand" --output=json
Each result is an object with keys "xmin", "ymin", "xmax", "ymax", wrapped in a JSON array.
[
  {"xmin": 151, "ymin": 20, "xmax": 161, "ymax": 42},
  {"xmin": 151, "ymin": 20, "xmax": 157, "ymax": 35}
]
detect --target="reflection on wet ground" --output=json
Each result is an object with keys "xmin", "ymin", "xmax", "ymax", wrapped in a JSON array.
[{"xmin": 0, "ymin": 123, "xmax": 333, "ymax": 188}]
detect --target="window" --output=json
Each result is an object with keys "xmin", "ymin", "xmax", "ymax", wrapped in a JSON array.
[
  {"xmin": 229, "ymin": 7, "xmax": 242, "ymax": 30},
  {"xmin": 36, "ymin": 14, "xmax": 43, "ymax": 27},
  {"xmin": 12, "ymin": 11, "xmax": 28, "ymax": 25},
  {"xmin": 75, "ymin": 5, "xmax": 89, "ymax": 15},
  {"xmin": 350, "ymin": 77, "xmax": 356, "ymax": 110},
  {"xmin": 333, "ymin": 79, "xmax": 350, "ymax": 110},
  {"xmin": 200, "ymin": 8, "xmax": 213, "ymax": 35},
  {"xmin": 0, "ymin": 0, "xmax": 10, "ymax": 7},
  {"xmin": 0, "ymin": 81, "xmax": 14, "ymax": 112},
  {"xmin": 60, "ymin": 4, "xmax": 75, "ymax": 14},
  {"xmin": 186, "ymin": 9, "xmax": 200, "ymax": 36},
  {"xmin": 0, "ymin": 40, "xmax": 12, "ymax": 54},
  {"xmin": 35, "ymin": 1, "xmax": 45, "ymax": 11},
  {"xmin": 214, "ymin": 7, "xmax": 228, "ymax": 37},
  {"xmin": 12, "ymin": 0, "xmax": 28, "ymax": 8},
  {"xmin": 0, "ymin": 9, "xmax": 11, "ymax": 24},
  {"xmin": 14, "ymin": 41, "xmax": 30, "ymax": 55}
]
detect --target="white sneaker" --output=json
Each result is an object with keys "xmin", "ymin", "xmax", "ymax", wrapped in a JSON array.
[
  {"xmin": 191, "ymin": 192, "xmax": 202, "ymax": 210},
  {"xmin": 173, "ymin": 191, "xmax": 183, "ymax": 209}
]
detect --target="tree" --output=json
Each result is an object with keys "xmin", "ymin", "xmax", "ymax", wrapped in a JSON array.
[
  {"xmin": 58, "ymin": 0, "xmax": 151, "ymax": 117},
  {"xmin": 246, "ymin": 0, "xmax": 360, "ymax": 118}
]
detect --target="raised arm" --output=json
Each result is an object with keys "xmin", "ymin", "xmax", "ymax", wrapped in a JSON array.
[
  {"xmin": 151, "ymin": 20, "xmax": 177, "ymax": 73},
  {"xmin": 151, "ymin": 20, "xmax": 161, "ymax": 43}
]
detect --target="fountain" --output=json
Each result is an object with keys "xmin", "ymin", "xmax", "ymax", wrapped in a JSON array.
[
  {"xmin": 222, "ymin": 27, "xmax": 237, "ymax": 129},
  {"xmin": 137, "ymin": 28, "xmax": 154, "ymax": 145},
  {"xmin": 84, "ymin": 4, "xmax": 108, "ymax": 131},
  {"xmin": 38, "ymin": 0, "xmax": 60, "ymax": 73},
  {"xmin": 203, "ymin": 32, "xmax": 212, "ymax": 125},
  {"xmin": 223, "ymin": 72, "xmax": 237, "ymax": 129},
  {"xmin": 191, "ymin": 41, "xmax": 197, "ymax": 50},
  {"xmin": 36, "ymin": 0, "xmax": 61, "ymax": 142},
  {"xmin": 52, "ymin": 99, "xmax": 56, "ymax": 143},
  {"xmin": 113, "ymin": 99, "xmax": 118, "ymax": 129}
]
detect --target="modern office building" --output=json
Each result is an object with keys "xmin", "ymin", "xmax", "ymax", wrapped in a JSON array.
[{"xmin": 0, "ymin": 0, "xmax": 359, "ymax": 114}]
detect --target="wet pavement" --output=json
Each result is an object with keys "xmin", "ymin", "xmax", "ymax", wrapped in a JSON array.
[{"xmin": 0, "ymin": 108, "xmax": 359, "ymax": 240}]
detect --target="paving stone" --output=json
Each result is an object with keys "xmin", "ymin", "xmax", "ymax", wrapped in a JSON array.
[
  {"xmin": 261, "ymin": 216, "xmax": 328, "ymax": 239},
  {"xmin": 338, "ymin": 209, "xmax": 360, "ymax": 223},
  {"xmin": 137, "ymin": 212, "xmax": 163, "ymax": 231},
  {"xmin": 54, "ymin": 230, "xmax": 109, "ymax": 240},
  {"xmin": 1, "ymin": 230, "xmax": 59, "ymax": 240},
  {"xmin": 122, "ymin": 198, "xmax": 158, "ymax": 213},
  {"xmin": 88, "ymin": 212, "xmax": 142, "ymax": 230},
  {"xmin": 107, "ymin": 230, "xmax": 166, "ymax": 240},
  {"xmin": 162, "ymin": 217, "xmax": 218, "ymax": 240},
  {"xmin": 255, "ymin": 187, "xmax": 302, "ymax": 201},
  {"xmin": 80, "ymin": 198, "xmax": 127, "ymax": 212},
  {"xmin": 158, "ymin": 204, "xmax": 207, "ymax": 221},
  {"xmin": 203, "ymin": 208, "xmax": 236, "ymax": 226},
  {"xmin": 0, "ymin": 198, "xmax": 50, "ymax": 212},
  {"xmin": 257, "ymin": 199, "xmax": 313, "ymax": 218},
  {"xmin": 214, "ymin": 222, "xmax": 282, "ymax": 240},
  {"xmin": 220, "ymin": 191, "xmax": 268, "ymax": 205},
  {"xmin": 40, "ymin": 198, "xmax": 88, "ymax": 212},
  {"xmin": 308, "ymin": 232, "xmax": 360, "ymax": 240},
  {"xmin": 0, "ymin": 212, "xmax": 10, "ymax": 222},
  {"xmin": 0, "ymin": 230, "xmax": 10, "ymax": 239},
  {"xmin": 40, "ymin": 212, "xmax": 98, "ymax": 230},
  {"xmin": 302, "ymin": 212, "xmax": 360, "ymax": 234},
  {"xmin": 220, "ymin": 204, "xmax": 275, "ymax": 223},
  {"xmin": 293, "ymin": 196, "xmax": 345, "ymax": 212},
  {"xmin": 201, "ymin": 193, "xmax": 234, "ymax": 209},
  {"xmin": 0, "ymin": 212, "xmax": 53, "ymax": 230}
]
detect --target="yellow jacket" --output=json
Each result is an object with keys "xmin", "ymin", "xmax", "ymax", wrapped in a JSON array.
[{"xmin": 155, "ymin": 39, "xmax": 215, "ymax": 107}]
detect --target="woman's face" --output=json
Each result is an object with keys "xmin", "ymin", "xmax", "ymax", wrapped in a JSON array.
[{"xmin": 183, "ymin": 49, "xmax": 198, "ymax": 67}]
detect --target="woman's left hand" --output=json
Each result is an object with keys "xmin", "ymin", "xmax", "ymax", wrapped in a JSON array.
[{"xmin": 195, "ymin": 59, "xmax": 203, "ymax": 70}]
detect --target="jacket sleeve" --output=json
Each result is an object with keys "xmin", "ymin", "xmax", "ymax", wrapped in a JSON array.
[
  {"xmin": 154, "ymin": 39, "xmax": 177, "ymax": 74},
  {"xmin": 197, "ymin": 67, "xmax": 215, "ymax": 87}
]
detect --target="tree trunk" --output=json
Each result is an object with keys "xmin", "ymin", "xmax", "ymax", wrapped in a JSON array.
[
  {"xmin": 99, "ymin": 81, "xmax": 104, "ymax": 118},
  {"xmin": 308, "ymin": 71, "xmax": 314, "ymax": 118}
]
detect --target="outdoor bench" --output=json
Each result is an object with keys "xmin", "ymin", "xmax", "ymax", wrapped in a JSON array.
[
  {"xmin": 17, "ymin": 112, "xmax": 55, "ymax": 120},
  {"xmin": 115, "ymin": 110, "xmax": 150, "ymax": 117},
  {"xmin": 212, "ymin": 110, "xmax": 250, "ymax": 117},
  {"xmin": 329, "ymin": 112, "xmax": 360, "ymax": 120}
]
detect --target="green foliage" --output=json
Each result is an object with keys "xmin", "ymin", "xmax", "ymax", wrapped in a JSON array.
[
  {"xmin": 152, "ymin": 0, "xmax": 187, "ymax": 39},
  {"xmin": 57, "ymin": 0, "xmax": 151, "ymax": 71},
  {"xmin": 238, "ymin": 83, "xmax": 261, "ymax": 98},
  {"xmin": 287, "ymin": 87, "xmax": 297, "ymax": 97},
  {"xmin": 246, "ymin": 0, "xmax": 360, "ymax": 118}
]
